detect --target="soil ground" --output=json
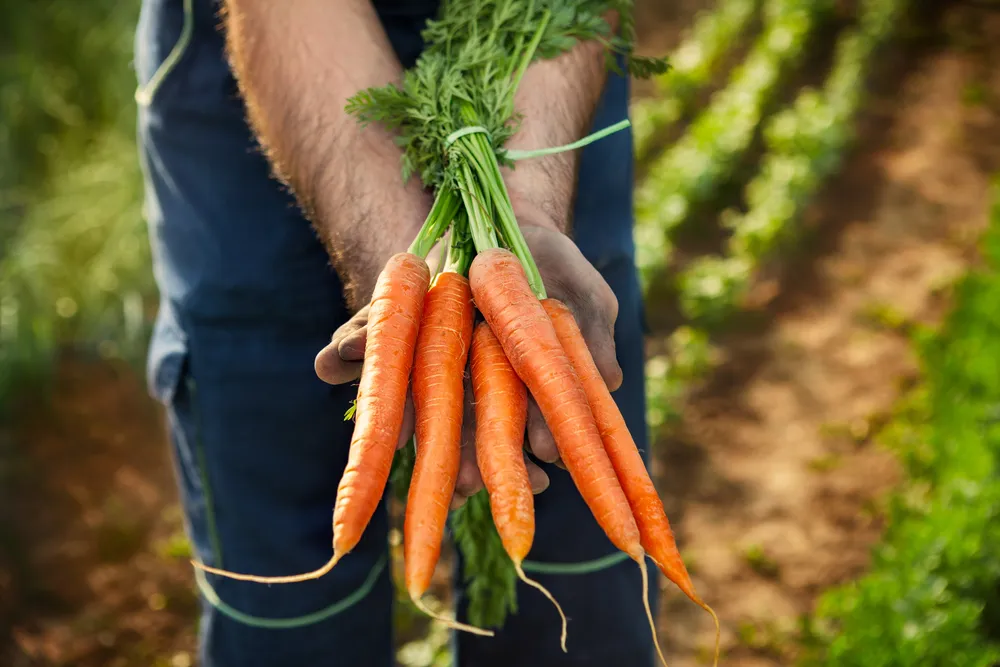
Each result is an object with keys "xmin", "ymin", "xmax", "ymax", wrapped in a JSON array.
[{"xmin": 3, "ymin": 2, "xmax": 1000, "ymax": 666}]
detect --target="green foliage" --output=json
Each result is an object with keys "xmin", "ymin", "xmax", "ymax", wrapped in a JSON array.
[
  {"xmin": 678, "ymin": 255, "xmax": 752, "ymax": 326},
  {"xmin": 0, "ymin": 131, "xmax": 153, "ymax": 402},
  {"xmin": 803, "ymin": 183, "xmax": 1000, "ymax": 665},
  {"xmin": 645, "ymin": 328, "xmax": 715, "ymax": 432},
  {"xmin": 0, "ymin": 2, "xmax": 138, "ymax": 205},
  {"xmin": 635, "ymin": 0, "xmax": 832, "ymax": 291},
  {"xmin": 347, "ymin": 0, "xmax": 665, "ymax": 190},
  {"xmin": 449, "ymin": 491, "xmax": 518, "ymax": 628},
  {"xmin": 0, "ymin": 3, "xmax": 149, "ymax": 403},
  {"xmin": 632, "ymin": 0, "xmax": 762, "ymax": 161},
  {"xmin": 720, "ymin": 0, "xmax": 905, "ymax": 269},
  {"xmin": 640, "ymin": 0, "xmax": 906, "ymax": 411}
]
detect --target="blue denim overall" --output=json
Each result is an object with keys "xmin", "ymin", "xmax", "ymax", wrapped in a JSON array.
[{"xmin": 135, "ymin": 1, "xmax": 656, "ymax": 665}]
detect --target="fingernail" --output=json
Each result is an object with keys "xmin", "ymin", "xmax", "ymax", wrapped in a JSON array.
[{"xmin": 339, "ymin": 341, "xmax": 363, "ymax": 360}]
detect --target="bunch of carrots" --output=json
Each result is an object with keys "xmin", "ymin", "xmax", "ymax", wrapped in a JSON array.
[{"xmin": 193, "ymin": 0, "xmax": 720, "ymax": 663}]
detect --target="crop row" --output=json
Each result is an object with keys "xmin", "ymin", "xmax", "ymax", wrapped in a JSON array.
[
  {"xmin": 677, "ymin": 0, "xmax": 908, "ymax": 325},
  {"xmin": 805, "ymin": 182, "xmax": 1000, "ymax": 666},
  {"xmin": 634, "ymin": 0, "xmax": 833, "ymax": 293},
  {"xmin": 631, "ymin": 0, "xmax": 760, "ymax": 163}
]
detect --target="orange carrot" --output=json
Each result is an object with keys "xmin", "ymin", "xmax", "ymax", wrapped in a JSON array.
[
  {"xmin": 403, "ymin": 272, "xmax": 491, "ymax": 636},
  {"xmin": 192, "ymin": 252, "xmax": 430, "ymax": 583},
  {"xmin": 469, "ymin": 248, "xmax": 667, "ymax": 666},
  {"xmin": 471, "ymin": 321, "xmax": 567, "ymax": 651},
  {"xmin": 543, "ymin": 298, "xmax": 720, "ymax": 667}
]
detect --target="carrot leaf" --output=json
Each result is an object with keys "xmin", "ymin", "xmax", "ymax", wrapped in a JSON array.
[{"xmin": 450, "ymin": 490, "xmax": 518, "ymax": 628}]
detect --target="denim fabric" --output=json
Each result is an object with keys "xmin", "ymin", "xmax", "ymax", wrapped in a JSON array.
[{"xmin": 136, "ymin": 1, "xmax": 654, "ymax": 665}]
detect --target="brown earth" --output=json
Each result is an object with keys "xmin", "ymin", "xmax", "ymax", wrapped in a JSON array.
[
  {"xmin": 646, "ymin": 2, "xmax": 1000, "ymax": 665},
  {"xmin": 3, "ymin": 2, "xmax": 1000, "ymax": 666}
]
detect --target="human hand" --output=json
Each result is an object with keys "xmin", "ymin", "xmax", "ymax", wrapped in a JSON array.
[
  {"xmin": 313, "ymin": 302, "xmax": 551, "ymax": 506},
  {"xmin": 315, "ymin": 221, "xmax": 622, "ymax": 508}
]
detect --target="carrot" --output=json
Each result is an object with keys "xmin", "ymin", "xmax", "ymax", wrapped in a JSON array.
[
  {"xmin": 469, "ymin": 248, "xmax": 667, "ymax": 666},
  {"xmin": 192, "ymin": 252, "xmax": 430, "ymax": 583},
  {"xmin": 470, "ymin": 321, "xmax": 567, "ymax": 651},
  {"xmin": 543, "ymin": 298, "xmax": 721, "ymax": 667},
  {"xmin": 403, "ymin": 272, "xmax": 491, "ymax": 636}
]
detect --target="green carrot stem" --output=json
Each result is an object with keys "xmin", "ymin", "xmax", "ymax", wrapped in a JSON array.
[
  {"xmin": 457, "ymin": 135, "xmax": 547, "ymax": 299},
  {"xmin": 408, "ymin": 188, "xmax": 461, "ymax": 257},
  {"xmin": 460, "ymin": 165, "xmax": 499, "ymax": 253},
  {"xmin": 510, "ymin": 9, "xmax": 551, "ymax": 95},
  {"xmin": 443, "ymin": 211, "xmax": 474, "ymax": 277}
]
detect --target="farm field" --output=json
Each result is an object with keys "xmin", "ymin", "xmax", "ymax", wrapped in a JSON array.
[{"xmin": 3, "ymin": 1, "xmax": 1000, "ymax": 666}]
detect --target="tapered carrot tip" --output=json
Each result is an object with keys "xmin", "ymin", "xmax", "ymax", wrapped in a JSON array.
[
  {"xmin": 700, "ymin": 601, "xmax": 721, "ymax": 667},
  {"xmin": 514, "ymin": 562, "xmax": 568, "ymax": 653},
  {"xmin": 190, "ymin": 552, "xmax": 341, "ymax": 584},
  {"xmin": 410, "ymin": 595, "xmax": 495, "ymax": 637},
  {"xmin": 638, "ymin": 556, "xmax": 669, "ymax": 667},
  {"xmin": 649, "ymin": 555, "xmax": 720, "ymax": 667}
]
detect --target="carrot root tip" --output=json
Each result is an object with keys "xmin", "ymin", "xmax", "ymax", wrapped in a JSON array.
[
  {"xmin": 411, "ymin": 595, "xmax": 495, "ymax": 637},
  {"xmin": 638, "ymin": 556, "xmax": 669, "ymax": 667},
  {"xmin": 514, "ymin": 562, "xmax": 568, "ymax": 653},
  {"xmin": 647, "ymin": 555, "xmax": 720, "ymax": 667},
  {"xmin": 701, "ymin": 602, "xmax": 721, "ymax": 667},
  {"xmin": 190, "ymin": 552, "xmax": 342, "ymax": 584}
]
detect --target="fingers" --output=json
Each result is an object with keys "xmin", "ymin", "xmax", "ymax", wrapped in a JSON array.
[
  {"xmin": 559, "ymin": 280, "xmax": 622, "ymax": 392},
  {"xmin": 452, "ymin": 376, "xmax": 484, "ymax": 510},
  {"xmin": 337, "ymin": 327, "xmax": 367, "ymax": 361},
  {"xmin": 521, "ymin": 225, "xmax": 623, "ymax": 391},
  {"xmin": 526, "ymin": 398, "xmax": 560, "ymax": 465},
  {"xmin": 524, "ymin": 453, "xmax": 550, "ymax": 494},
  {"xmin": 314, "ymin": 308, "xmax": 368, "ymax": 385},
  {"xmin": 315, "ymin": 344, "xmax": 363, "ymax": 385},
  {"xmin": 579, "ymin": 316, "xmax": 623, "ymax": 392},
  {"xmin": 396, "ymin": 392, "xmax": 414, "ymax": 451}
]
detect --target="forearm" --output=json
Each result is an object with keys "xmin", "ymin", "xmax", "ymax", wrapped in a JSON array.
[
  {"xmin": 504, "ymin": 19, "xmax": 618, "ymax": 234},
  {"xmin": 223, "ymin": 0, "xmax": 431, "ymax": 307}
]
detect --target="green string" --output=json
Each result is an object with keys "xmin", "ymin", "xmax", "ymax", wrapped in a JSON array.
[
  {"xmin": 444, "ymin": 126, "xmax": 491, "ymax": 147},
  {"xmin": 194, "ymin": 555, "xmax": 388, "ymax": 629},
  {"xmin": 135, "ymin": 0, "xmax": 194, "ymax": 106},
  {"xmin": 521, "ymin": 551, "xmax": 630, "ymax": 575},
  {"xmin": 444, "ymin": 118, "xmax": 632, "ymax": 159},
  {"xmin": 505, "ymin": 118, "xmax": 632, "ymax": 161}
]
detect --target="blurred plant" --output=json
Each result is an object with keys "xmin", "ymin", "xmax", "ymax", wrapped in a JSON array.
[
  {"xmin": 0, "ymin": 2, "xmax": 138, "ymax": 194},
  {"xmin": 0, "ymin": 3, "xmax": 152, "ymax": 403},
  {"xmin": 0, "ymin": 131, "xmax": 153, "ymax": 401},
  {"xmin": 639, "ymin": 0, "xmax": 908, "ymax": 427},
  {"xmin": 802, "ymin": 181, "xmax": 1000, "ymax": 666},
  {"xmin": 635, "ymin": 0, "xmax": 833, "ymax": 292},
  {"xmin": 632, "ymin": 0, "xmax": 761, "ymax": 162}
]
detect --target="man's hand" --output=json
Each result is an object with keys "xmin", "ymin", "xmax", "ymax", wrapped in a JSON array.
[{"xmin": 314, "ymin": 222, "xmax": 622, "ymax": 506}]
